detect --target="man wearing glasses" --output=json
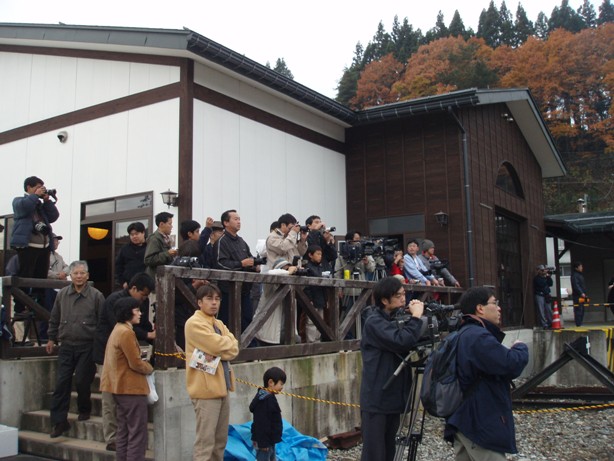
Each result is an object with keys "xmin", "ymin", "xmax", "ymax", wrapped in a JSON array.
[
  {"xmin": 444, "ymin": 287, "xmax": 529, "ymax": 461},
  {"xmin": 359, "ymin": 277, "xmax": 424, "ymax": 461}
]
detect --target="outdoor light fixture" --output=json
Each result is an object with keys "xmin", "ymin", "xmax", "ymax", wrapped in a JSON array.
[
  {"xmin": 160, "ymin": 189, "xmax": 179, "ymax": 208},
  {"xmin": 87, "ymin": 227, "xmax": 109, "ymax": 240},
  {"xmin": 434, "ymin": 211, "xmax": 449, "ymax": 226}
]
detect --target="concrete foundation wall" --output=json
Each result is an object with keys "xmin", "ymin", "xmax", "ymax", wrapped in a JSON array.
[
  {"xmin": 153, "ymin": 352, "xmax": 362, "ymax": 461},
  {"xmin": 0, "ymin": 357, "xmax": 57, "ymax": 427}
]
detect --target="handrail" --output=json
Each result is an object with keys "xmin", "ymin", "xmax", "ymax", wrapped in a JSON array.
[{"xmin": 153, "ymin": 266, "xmax": 464, "ymax": 369}]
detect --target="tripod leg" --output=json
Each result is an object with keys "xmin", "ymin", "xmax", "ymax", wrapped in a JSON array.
[{"xmin": 394, "ymin": 366, "xmax": 426, "ymax": 461}]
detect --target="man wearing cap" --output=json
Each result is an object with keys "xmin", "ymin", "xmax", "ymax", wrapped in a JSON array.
[
  {"xmin": 419, "ymin": 239, "xmax": 460, "ymax": 288},
  {"xmin": 48, "ymin": 235, "xmax": 69, "ymax": 280},
  {"xmin": 199, "ymin": 217, "xmax": 225, "ymax": 269},
  {"xmin": 533, "ymin": 265, "xmax": 553, "ymax": 329}
]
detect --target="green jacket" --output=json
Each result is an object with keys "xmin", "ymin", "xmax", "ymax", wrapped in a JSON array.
[{"xmin": 143, "ymin": 230, "xmax": 173, "ymax": 279}]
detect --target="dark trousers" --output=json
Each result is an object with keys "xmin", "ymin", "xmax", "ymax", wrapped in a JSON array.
[
  {"xmin": 50, "ymin": 343, "xmax": 96, "ymax": 425},
  {"xmin": 15, "ymin": 247, "xmax": 50, "ymax": 313},
  {"xmin": 360, "ymin": 411, "xmax": 400, "ymax": 461},
  {"xmin": 114, "ymin": 394, "xmax": 149, "ymax": 461},
  {"xmin": 573, "ymin": 301, "xmax": 585, "ymax": 326},
  {"xmin": 220, "ymin": 291, "xmax": 253, "ymax": 332}
]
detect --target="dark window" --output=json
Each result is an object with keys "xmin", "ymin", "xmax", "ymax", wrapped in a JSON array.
[
  {"xmin": 496, "ymin": 213, "xmax": 524, "ymax": 327},
  {"xmin": 496, "ymin": 162, "xmax": 524, "ymax": 198}
]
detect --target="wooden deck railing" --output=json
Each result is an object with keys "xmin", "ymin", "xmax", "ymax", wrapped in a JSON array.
[
  {"xmin": 154, "ymin": 266, "xmax": 464, "ymax": 368},
  {"xmin": 1, "ymin": 271, "xmax": 464, "ymax": 366}
]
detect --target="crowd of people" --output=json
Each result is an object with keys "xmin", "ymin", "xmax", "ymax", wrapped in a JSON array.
[{"xmin": 5, "ymin": 175, "xmax": 559, "ymax": 461}]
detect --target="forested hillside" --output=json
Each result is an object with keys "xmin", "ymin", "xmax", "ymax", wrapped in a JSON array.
[{"xmin": 335, "ymin": 0, "xmax": 614, "ymax": 214}]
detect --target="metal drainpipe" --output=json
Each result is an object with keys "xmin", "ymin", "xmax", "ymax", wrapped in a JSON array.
[{"xmin": 447, "ymin": 107, "xmax": 476, "ymax": 287}]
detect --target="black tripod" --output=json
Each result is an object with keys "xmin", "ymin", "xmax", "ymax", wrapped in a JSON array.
[{"xmin": 383, "ymin": 344, "xmax": 431, "ymax": 461}]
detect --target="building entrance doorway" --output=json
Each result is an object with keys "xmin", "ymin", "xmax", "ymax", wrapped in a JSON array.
[
  {"xmin": 496, "ymin": 213, "xmax": 524, "ymax": 327},
  {"xmin": 80, "ymin": 192, "xmax": 153, "ymax": 296}
]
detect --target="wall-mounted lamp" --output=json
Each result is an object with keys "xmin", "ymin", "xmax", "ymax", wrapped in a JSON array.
[
  {"xmin": 57, "ymin": 131, "xmax": 68, "ymax": 143},
  {"xmin": 160, "ymin": 189, "xmax": 179, "ymax": 208},
  {"xmin": 87, "ymin": 227, "xmax": 109, "ymax": 240},
  {"xmin": 434, "ymin": 211, "xmax": 449, "ymax": 226}
]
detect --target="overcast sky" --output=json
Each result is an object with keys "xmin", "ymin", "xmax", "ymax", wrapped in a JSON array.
[{"xmin": 1, "ymin": 0, "xmax": 598, "ymax": 98}]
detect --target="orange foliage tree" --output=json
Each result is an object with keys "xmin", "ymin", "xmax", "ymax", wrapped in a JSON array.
[{"xmin": 350, "ymin": 53, "xmax": 405, "ymax": 109}]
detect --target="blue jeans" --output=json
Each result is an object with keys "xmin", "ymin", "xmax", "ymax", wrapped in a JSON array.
[{"xmin": 255, "ymin": 447, "xmax": 276, "ymax": 461}]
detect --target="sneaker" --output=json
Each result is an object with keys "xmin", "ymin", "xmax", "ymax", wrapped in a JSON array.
[
  {"xmin": 50, "ymin": 421, "xmax": 70, "ymax": 438},
  {"xmin": 77, "ymin": 412, "xmax": 90, "ymax": 421}
]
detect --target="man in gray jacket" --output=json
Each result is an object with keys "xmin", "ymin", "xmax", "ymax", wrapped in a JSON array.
[{"xmin": 46, "ymin": 261, "xmax": 105, "ymax": 438}]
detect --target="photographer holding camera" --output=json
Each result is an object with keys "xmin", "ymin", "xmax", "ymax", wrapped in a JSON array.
[
  {"xmin": 534, "ymin": 265, "xmax": 553, "ymax": 329},
  {"xmin": 11, "ymin": 176, "xmax": 60, "ymax": 304},
  {"xmin": 265, "ymin": 213, "xmax": 307, "ymax": 268},
  {"xmin": 360, "ymin": 277, "xmax": 424, "ymax": 461},
  {"xmin": 305, "ymin": 215, "xmax": 337, "ymax": 273}
]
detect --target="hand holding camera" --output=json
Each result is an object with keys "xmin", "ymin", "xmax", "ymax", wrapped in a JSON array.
[{"xmin": 406, "ymin": 299, "xmax": 425, "ymax": 318}]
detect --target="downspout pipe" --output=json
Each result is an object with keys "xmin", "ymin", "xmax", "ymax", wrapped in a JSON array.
[{"xmin": 447, "ymin": 107, "xmax": 476, "ymax": 287}]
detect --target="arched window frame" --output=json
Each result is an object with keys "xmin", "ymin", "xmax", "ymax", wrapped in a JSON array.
[{"xmin": 496, "ymin": 162, "xmax": 524, "ymax": 198}]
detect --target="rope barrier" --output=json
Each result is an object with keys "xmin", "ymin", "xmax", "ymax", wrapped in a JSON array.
[{"xmin": 153, "ymin": 351, "xmax": 613, "ymax": 414}]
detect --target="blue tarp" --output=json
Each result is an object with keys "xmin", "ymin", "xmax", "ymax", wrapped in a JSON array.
[{"xmin": 224, "ymin": 419, "xmax": 328, "ymax": 461}]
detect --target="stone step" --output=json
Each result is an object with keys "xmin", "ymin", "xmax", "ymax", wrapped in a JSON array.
[
  {"xmin": 20, "ymin": 411, "xmax": 153, "ymax": 450},
  {"xmin": 18, "ymin": 430, "xmax": 154, "ymax": 461},
  {"xmin": 42, "ymin": 392, "xmax": 153, "ymax": 422}
]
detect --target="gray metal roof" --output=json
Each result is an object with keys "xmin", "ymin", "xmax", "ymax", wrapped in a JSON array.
[
  {"xmin": 0, "ymin": 23, "xmax": 565, "ymax": 177},
  {"xmin": 545, "ymin": 211, "xmax": 614, "ymax": 234}
]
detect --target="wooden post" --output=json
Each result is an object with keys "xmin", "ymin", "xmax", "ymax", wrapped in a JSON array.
[{"xmin": 156, "ymin": 267, "xmax": 176, "ymax": 369}]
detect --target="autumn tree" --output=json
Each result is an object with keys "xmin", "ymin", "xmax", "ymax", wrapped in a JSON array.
[
  {"xmin": 392, "ymin": 36, "xmax": 497, "ymax": 100},
  {"xmin": 351, "ymin": 53, "xmax": 405, "ymax": 108}
]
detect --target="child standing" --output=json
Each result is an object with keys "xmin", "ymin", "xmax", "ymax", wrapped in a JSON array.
[
  {"xmin": 304, "ymin": 245, "xmax": 327, "ymax": 343},
  {"xmin": 250, "ymin": 367, "xmax": 286, "ymax": 461},
  {"xmin": 185, "ymin": 284, "xmax": 239, "ymax": 461}
]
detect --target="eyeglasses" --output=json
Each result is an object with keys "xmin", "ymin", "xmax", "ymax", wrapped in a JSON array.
[{"xmin": 486, "ymin": 300, "xmax": 499, "ymax": 307}]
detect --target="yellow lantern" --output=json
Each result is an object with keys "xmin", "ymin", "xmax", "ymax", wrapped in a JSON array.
[{"xmin": 87, "ymin": 227, "xmax": 109, "ymax": 240}]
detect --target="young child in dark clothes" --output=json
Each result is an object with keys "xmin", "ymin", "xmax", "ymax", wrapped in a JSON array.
[
  {"xmin": 304, "ymin": 245, "xmax": 327, "ymax": 342},
  {"xmin": 250, "ymin": 367, "xmax": 286, "ymax": 461}
]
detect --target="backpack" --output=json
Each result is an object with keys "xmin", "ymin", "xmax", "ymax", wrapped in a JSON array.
[{"xmin": 420, "ymin": 327, "xmax": 477, "ymax": 418}]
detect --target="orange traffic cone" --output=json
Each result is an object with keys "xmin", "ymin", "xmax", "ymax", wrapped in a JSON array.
[{"xmin": 551, "ymin": 301, "xmax": 562, "ymax": 330}]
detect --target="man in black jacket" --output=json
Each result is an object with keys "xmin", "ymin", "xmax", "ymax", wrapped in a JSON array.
[
  {"xmin": 571, "ymin": 261, "xmax": 588, "ymax": 326},
  {"xmin": 360, "ymin": 277, "xmax": 424, "ymax": 461},
  {"xmin": 115, "ymin": 221, "xmax": 147, "ymax": 289}
]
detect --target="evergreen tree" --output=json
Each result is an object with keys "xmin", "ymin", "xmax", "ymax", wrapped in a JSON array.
[
  {"xmin": 578, "ymin": 0, "xmax": 598, "ymax": 27},
  {"xmin": 535, "ymin": 11, "xmax": 550, "ymax": 38},
  {"xmin": 598, "ymin": 0, "xmax": 614, "ymax": 24},
  {"xmin": 499, "ymin": 1, "xmax": 516, "ymax": 46},
  {"xmin": 448, "ymin": 10, "xmax": 468, "ymax": 38},
  {"xmin": 548, "ymin": 0, "xmax": 586, "ymax": 32},
  {"xmin": 425, "ymin": 11, "xmax": 449, "ymax": 42},
  {"xmin": 477, "ymin": 1, "xmax": 502, "ymax": 47},
  {"xmin": 336, "ymin": 42, "xmax": 364, "ymax": 105},
  {"xmin": 391, "ymin": 16, "xmax": 422, "ymax": 63},
  {"xmin": 512, "ymin": 3, "xmax": 535, "ymax": 47},
  {"xmin": 271, "ymin": 58, "xmax": 294, "ymax": 79},
  {"xmin": 362, "ymin": 21, "xmax": 393, "ymax": 66}
]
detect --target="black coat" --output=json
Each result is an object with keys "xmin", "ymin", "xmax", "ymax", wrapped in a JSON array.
[
  {"xmin": 115, "ymin": 243, "xmax": 147, "ymax": 287},
  {"xmin": 249, "ymin": 389, "xmax": 282, "ymax": 448},
  {"xmin": 304, "ymin": 261, "xmax": 326, "ymax": 309},
  {"xmin": 359, "ymin": 307, "xmax": 423, "ymax": 414}
]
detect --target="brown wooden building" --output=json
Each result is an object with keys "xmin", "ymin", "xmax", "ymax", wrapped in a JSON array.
[{"xmin": 346, "ymin": 89, "xmax": 566, "ymax": 327}]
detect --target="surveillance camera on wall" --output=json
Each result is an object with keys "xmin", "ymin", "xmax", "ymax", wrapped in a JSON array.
[{"xmin": 57, "ymin": 131, "xmax": 68, "ymax": 143}]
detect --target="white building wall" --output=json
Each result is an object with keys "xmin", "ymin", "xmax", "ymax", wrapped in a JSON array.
[
  {"xmin": 194, "ymin": 63, "xmax": 346, "ymax": 142},
  {"xmin": 193, "ymin": 101, "xmax": 347, "ymax": 249},
  {"xmin": 0, "ymin": 99, "xmax": 180, "ymax": 263},
  {"xmin": 0, "ymin": 51, "xmax": 180, "ymax": 131}
]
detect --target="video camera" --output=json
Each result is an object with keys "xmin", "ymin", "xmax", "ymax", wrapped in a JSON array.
[
  {"xmin": 392, "ymin": 301, "xmax": 461, "ymax": 343},
  {"xmin": 340, "ymin": 237, "xmax": 400, "ymax": 263}
]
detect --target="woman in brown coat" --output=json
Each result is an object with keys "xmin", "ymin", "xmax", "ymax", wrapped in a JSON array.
[{"xmin": 101, "ymin": 297, "xmax": 153, "ymax": 461}]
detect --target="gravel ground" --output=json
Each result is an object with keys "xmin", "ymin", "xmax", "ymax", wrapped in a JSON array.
[{"xmin": 326, "ymin": 406, "xmax": 614, "ymax": 461}]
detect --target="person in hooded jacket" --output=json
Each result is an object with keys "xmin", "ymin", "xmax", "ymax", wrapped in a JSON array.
[
  {"xmin": 249, "ymin": 366, "xmax": 286, "ymax": 461},
  {"xmin": 445, "ymin": 286, "xmax": 529, "ymax": 460}
]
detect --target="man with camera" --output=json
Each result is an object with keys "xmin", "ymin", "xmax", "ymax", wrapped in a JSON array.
[
  {"xmin": 534, "ymin": 265, "xmax": 553, "ymax": 329},
  {"xmin": 360, "ymin": 277, "xmax": 424, "ymax": 461},
  {"xmin": 419, "ymin": 239, "xmax": 460, "ymax": 287},
  {"xmin": 213, "ymin": 210, "xmax": 261, "ymax": 332},
  {"xmin": 445, "ymin": 287, "xmax": 528, "ymax": 460},
  {"xmin": 305, "ymin": 215, "xmax": 337, "ymax": 273},
  {"xmin": 265, "ymin": 213, "xmax": 307, "ymax": 268},
  {"xmin": 11, "ymin": 176, "xmax": 60, "ymax": 300}
]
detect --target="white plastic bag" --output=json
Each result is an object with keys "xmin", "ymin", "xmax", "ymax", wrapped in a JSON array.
[{"xmin": 146, "ymin": 372, "xmax": 158, "ymax": 405}]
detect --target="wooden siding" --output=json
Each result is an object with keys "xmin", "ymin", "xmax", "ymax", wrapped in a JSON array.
[{"xmin": 346, "ymin": 104, "xmax": 547, "ymax": 322}]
